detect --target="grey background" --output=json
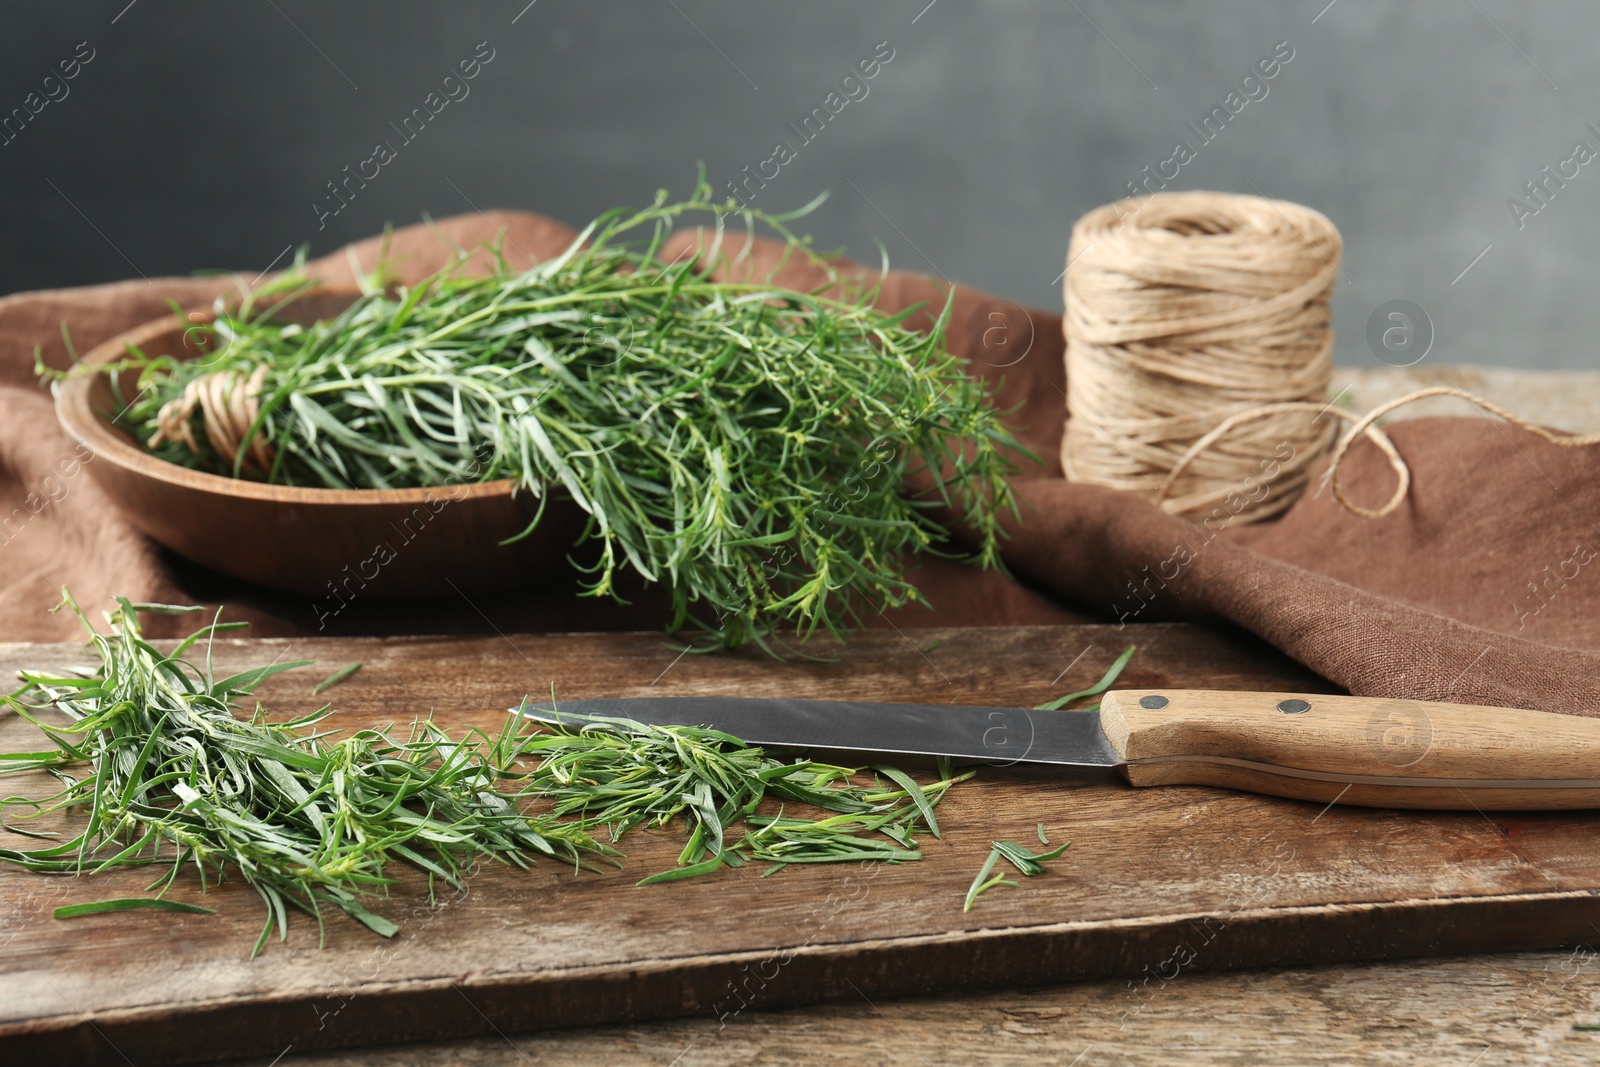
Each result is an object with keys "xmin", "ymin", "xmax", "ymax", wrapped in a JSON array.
[{"xmin": 2, "ymin": 0, "xmax": 1597, "ymax": 368}]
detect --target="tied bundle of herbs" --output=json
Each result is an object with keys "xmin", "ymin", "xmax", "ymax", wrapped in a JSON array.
[
  {"xmin": 0, "ymin": 596, "xmax": 965, "ymax": 954},
  {"xmin": 99, "ymin": 181, "xmax": 1022, "ymax": 651}
]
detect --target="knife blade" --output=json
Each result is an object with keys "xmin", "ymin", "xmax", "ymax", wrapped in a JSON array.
[
  {"xmin": 518, "ymin": 695, "xmax": 1118, "ymax": 768},
  {"xmin": 516, "ymin": 689, "xmax": 1600, "ymax": 811}
]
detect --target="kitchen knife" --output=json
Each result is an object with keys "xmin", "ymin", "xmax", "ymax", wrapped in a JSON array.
[{"xmin": 516, "ymin": 690, "xmax": 1600, "ymax": 810}]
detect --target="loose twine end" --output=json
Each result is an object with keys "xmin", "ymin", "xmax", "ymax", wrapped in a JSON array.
[
  {"xmin": 1318, "ymin": 385, "xmax": 1600, "ymax": 519},
  {"xmin": 148, "ymin": 366, "xmax": 274, "ymax": 473}
]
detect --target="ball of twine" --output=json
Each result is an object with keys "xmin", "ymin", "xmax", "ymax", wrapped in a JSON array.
[{"xmin": 1062, "ymin": 191, "xmax": 1352, "ymax": 523}]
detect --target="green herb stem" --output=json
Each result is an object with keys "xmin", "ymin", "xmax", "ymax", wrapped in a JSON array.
[{"xmin": 1036, "ymin": 645, "xmax": 1137, "ymax": 711}]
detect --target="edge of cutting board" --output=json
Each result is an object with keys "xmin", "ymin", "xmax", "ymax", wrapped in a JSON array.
[{"xmin": 7, "ymin": 889, "xmax": 1600, "ymax": 1065}]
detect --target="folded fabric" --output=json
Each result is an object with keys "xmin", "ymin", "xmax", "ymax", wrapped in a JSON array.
[{"xmin": 3, "ymin": 211, "xmax": 1594, "ymax": 715}]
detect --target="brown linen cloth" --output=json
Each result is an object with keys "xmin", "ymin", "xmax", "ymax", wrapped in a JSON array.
[{"xmin": 3, "ymin": 211, "xmax": 1598, "ymax": 716}]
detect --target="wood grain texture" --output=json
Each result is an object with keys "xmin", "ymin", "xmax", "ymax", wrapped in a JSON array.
[
  {"xmin": 1, "ymin": 624, "xmax": 1597, "ymax": 1066},
  {"xmin": 1101, "ymin": 689, "xmax": 1600, "ymax": 809},
  {"xmin": 223, "ymin": 948, "xmax": 1600, "ymax": 1067},
  {"xmin": 53, "ymin": 292, "xmax": 584, "ymax": 600}
]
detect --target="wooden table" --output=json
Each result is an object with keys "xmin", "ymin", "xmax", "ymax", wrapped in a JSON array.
[
  {"xmin": 224, "ymin": 948, "xmax": 1600, "ymax": 1065},
  {"xmin": 5, "ymin": 620, "xmax": 1599, "ymax": 1066}
]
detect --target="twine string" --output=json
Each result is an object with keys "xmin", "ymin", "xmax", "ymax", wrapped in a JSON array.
[
  {"xmin": 148, "ymin": 365, "xmax": 274, "ymax": 473},
  {"xmin": 1156, "ymin": 401, "xmax": 1410, "ymax": 518},
  {"xmin": 1321, "ymin": 385, "xmax": 1600, "ymax": 518}
]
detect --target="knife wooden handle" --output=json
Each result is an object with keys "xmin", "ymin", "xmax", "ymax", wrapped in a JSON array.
[{"xmin": 1098, "ymin": 689, "xmax": 1600, "ymax": 810}]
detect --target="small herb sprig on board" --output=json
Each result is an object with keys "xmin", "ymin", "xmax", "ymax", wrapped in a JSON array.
[
  {"xmin": 102, "ymin": 179, "xmax": 1022, "ymax": 652},
  {"xmin": 0, "ymin": 598, "xmax": 967, "ymax": 952},
  {"xmin": 1034, "ymin": 645, "xmax": 1136, "ymax": 711},
  {"xmin": 963, "ymin": 837, "xmax": 1071, "ymax": 912}
]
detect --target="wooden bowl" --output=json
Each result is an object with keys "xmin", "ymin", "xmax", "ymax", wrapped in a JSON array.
[{"xmin": 54, "ymin": 290, "xmax": 585, "ymax": 601}]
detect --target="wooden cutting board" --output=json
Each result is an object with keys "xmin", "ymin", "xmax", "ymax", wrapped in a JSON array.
[{"xmin": 3, "ymin": 624, "xmax": 1598, "ymax": 1066}]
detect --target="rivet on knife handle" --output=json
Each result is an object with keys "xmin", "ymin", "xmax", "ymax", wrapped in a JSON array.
[{"xmin": 1098, "ymin": 689, "xmax": 1600, "ymax": 810}]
